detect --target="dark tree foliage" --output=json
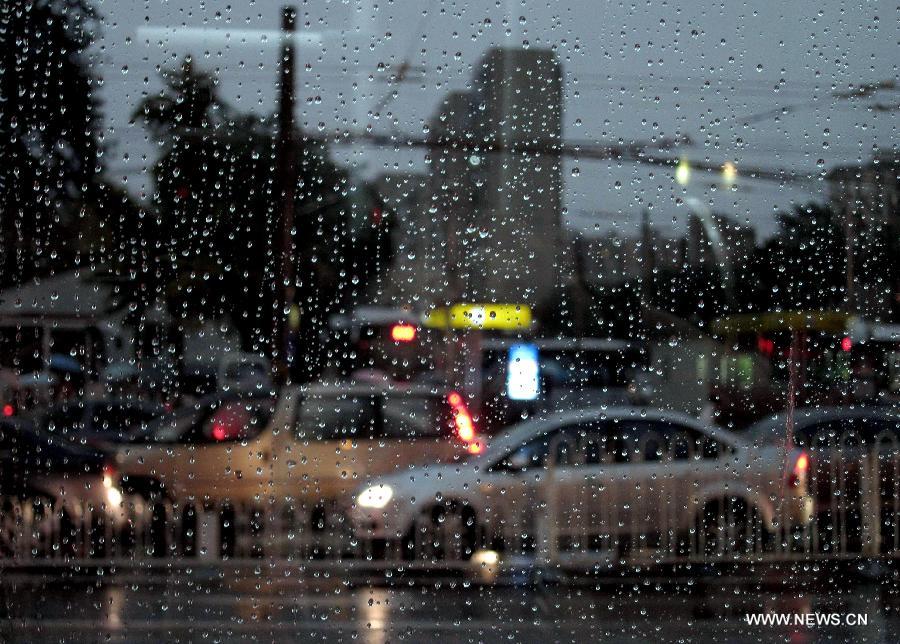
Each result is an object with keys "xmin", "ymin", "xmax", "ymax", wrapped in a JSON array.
[
  {"xmin": 133, "ymin": 58, "xmax": 393, "ymax": 369},
  {"xmin": 648, "ymin": 265, "xmax": 727, "ymax": 326},
  {"xmin": 643, "ymin": 203, "xmax": 848, "ymax": 326},
  {"xmin": 551, "ymin": 202, "xmax": 855, "ymax": 338},
  {"xmin": 0, "ymin": 0, "xmax": 102, "ymax": 287},
  {"xmin": 754, "ymin": 203, "xmax": 846, "ymax": 312},
  {"xmin": 76, "ymin": 180, "xmax": 146, "ymax": 268}
]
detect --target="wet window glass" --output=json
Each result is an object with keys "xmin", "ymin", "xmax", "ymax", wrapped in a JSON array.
[{"xmin": 1, "ymin": 0, "xmax": 899, "ymax": 639}]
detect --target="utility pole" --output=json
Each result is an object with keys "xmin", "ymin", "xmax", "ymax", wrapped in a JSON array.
[
  {"xmin": 274, "ymin": 6, "xmax": 297, "ymax": 381},
  {"xmin": 639, "ymin": 209, "xmax": 654, "ymax": 304},
  {"xmin": 845, "ymin": 206, "xmax": 856, "ymax": 314}
]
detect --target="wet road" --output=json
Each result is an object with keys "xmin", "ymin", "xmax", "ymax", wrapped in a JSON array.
[{"xmin": 1, "ymin": 567, "xmax": 899, "ymax": 643}]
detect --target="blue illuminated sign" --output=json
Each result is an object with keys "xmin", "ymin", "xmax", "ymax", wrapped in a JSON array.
[{"xmin": 507, "ymin": 343, "xmax": 540, "ymax": 401}]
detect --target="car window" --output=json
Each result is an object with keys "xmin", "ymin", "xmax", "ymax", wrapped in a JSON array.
[
  {"xmin": 537, "ymin": 421, "xmax": 613, "ymax": 466},
  {"xmin": 296, "ymin": 394, "xmax": 379, "ymax": 440},
  {"xmin": 490, "ymin": 429, "xmax": 563, "ymax": 473},
  {"xmin": 570, "ymin": 420, "xmax": 724, "ymax": 463},
  {"xmin": 140, "ymin": 407, "xmax": 204, "ymax": 443},
  {"xmin": 666, "ymin": 425, "xmax": 725, "ymax": 460},
  {"xmin": 200, "ymin": 400, "xmax": 271, "ymax": 443},
  {"xmin": 382, "ymin": 394, "xmax": 451, "ymax": 438},
  {"xmin": 616, "ymin": 421, "xmax": 669, "ymax": 462},
  {"xmin": 562, "ymin": 420, "xmax": 649, "ymax": 464},
  {"xmin": 89, "ymin": 404, "xmax": 159, "ymax": 438},
  {"xmin": 797, "ymin": 415, "xmax": 900, "ymax": 448},
  {"xmin": 143, "ymin": 397, "xmax": 273, "ymax": 443}
]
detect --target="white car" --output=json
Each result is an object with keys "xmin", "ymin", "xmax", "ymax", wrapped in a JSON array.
[{"xmin": 350, "ymin": 407, "xmax": 813, "ymax": 561}]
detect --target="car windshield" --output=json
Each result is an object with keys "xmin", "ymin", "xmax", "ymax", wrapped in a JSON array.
[
  {"xmin": 132, "ymin": 407, "xmax": 199, "ymax": 443},
  {"xmin": 139, "ymin": 396, "xmax": 275, "ymax": 443}
]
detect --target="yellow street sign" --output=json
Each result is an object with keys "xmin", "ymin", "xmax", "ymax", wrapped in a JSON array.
[{"xmin": 424, "ymin": 303, "xmax": 533, "ymax": 331}]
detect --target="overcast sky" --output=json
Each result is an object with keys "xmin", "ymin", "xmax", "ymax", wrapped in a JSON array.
[{"xmin": 92, "ymin": 0, "xmax": 898, "ymax": 240}]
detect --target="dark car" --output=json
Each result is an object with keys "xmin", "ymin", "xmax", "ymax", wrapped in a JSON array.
[
  {"xmin": 0, "ymin": 418, "xmax": 125, "ymax": 558},
  {"xmin": 34, "ymin": 398, "xmax": 165, "ymax": 446},
  {"xmin": 746, "ymin": 406, "xmax": 900, "ymax": 552}
]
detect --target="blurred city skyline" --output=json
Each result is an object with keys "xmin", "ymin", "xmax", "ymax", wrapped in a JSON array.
[{"xmin": 95, "ymin": 0, "xmax": 898, "ymax": 240}]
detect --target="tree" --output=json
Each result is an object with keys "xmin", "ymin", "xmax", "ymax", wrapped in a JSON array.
[
  {"xmin": 755, "ymin": 203, "xmax": 845, "ymax": 312},
  {"xmin": 133, "ymin": 58, "xmax": 393, "ymax": 375},
  {"xmin": 0, "ymin": 0, "xmax": 103, "ymax": 287}
]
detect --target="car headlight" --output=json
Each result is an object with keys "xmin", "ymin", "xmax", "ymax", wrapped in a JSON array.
[
  {"xmin": 357, "ymin": 484, "xmax": 393, "ymax": 509},
  {"xmin": 103, "ymin": 468, "xmax": 123, "ymax": 507},
  {"xmin": 105, "ymin": 484, "xmax": 123, "ymax": 507}
]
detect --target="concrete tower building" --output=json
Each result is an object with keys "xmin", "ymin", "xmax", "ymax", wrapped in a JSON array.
[{"xmin": 470, "ymin": 47, "xmax": 564, "ymax": 307}]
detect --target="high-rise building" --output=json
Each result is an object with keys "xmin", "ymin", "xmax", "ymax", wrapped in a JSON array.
[
  {"xmin": 380, "ymin": 48, "xmax": 565, "ymax": 310},
  {"xmin": 469, "ymin": 48, "xmax": 565, "ymax": 307},
  {"xmin": 827, "ymin": 152, "xmax": 900, "ymax": 318}
]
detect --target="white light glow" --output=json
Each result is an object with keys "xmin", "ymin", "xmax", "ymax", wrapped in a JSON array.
[
  {"xmin": 507, "ymin": 343, "xmax": 540, "ymax": 401},
  {"xmin": 357, "ymin": 485, "xmax": 394, "ymax": 509}
]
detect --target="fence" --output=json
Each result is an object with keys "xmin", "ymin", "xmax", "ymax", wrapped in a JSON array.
[
  {"xmin": 540, "ymin": 430, "xmax": 900, "ymax": 568},
  {"xmin": 2, "ymin": 436, "xmax": 900, "ymax": 573}
]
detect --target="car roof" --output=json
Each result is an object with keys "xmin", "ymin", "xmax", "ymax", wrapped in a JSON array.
[
  {"xmin": 295, "ymin": 382, "xmax": 451, "ymax": 397},
  {"xmin": 50, "ymin": 398, "xmax": 163, "ymax": 409},
  {"xmin": 481, "ymin": 406, "xmax": 738, "ymax": 460},
  {"xmin": 482, "ymin": 337, "xmax": 643, "ymax": 352}
]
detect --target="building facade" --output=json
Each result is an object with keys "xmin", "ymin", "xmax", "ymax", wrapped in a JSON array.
[
  {"xmin": 827, "ymin": 152, "xmax": 900, "ymax": 319},
  {"xmin": 376, "ymin": 48, "xmax": 583, "ymax": 314},
  {"xmin": 469, "ymin": 48, "xmax": 565, "ymax": 307}
]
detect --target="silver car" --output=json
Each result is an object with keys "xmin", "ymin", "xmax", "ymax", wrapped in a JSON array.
[
  {"xmin": 746, "ymin": 406, "xmax": 900, "ymax": 553},
  {"xmin": 351, "ymin": 407, "xmax": 813, "ymax": 562}
]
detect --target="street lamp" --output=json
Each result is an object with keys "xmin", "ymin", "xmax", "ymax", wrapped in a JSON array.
[
  {"xmin": 722, "ymin": 161, "xmax": 737, "ymax": 185},
  {"xmin": 675, "ymin": 158, "xmax": 691, "ymax": 185}
]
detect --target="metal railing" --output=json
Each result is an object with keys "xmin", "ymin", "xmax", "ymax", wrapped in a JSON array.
[
  {"xmin": 539, "ymin": 430, "xmax": 900, "ymax": 568},
  {"xmin": 2, "ymin": 433, "xmax": 900, "ymax": 573}
]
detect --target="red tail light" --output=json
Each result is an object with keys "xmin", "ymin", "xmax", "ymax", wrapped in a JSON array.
[
  {"xmin": 102, "ymin": 463, "xmax": 117, "ymax": 484},
  {"xmin": 447, "ymin": 391, "xmax": 482, "ymax": 454},
  {"xmin": 211, "ymin": 421, "xmax": 228, "ymax": 441},
  {"xmin": 2, "ymin": 404, "xmax": 14, "ymax": 417}
]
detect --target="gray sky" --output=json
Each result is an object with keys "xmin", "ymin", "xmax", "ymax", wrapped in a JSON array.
[{"xmin": 93, "ymin": 0, "xmax": 898, "ymax": 240}]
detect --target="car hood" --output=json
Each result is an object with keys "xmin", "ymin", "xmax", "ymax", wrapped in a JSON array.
[{"xmin": 356, "ymin": 462, "xmax": 484, "ymax": 502}]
